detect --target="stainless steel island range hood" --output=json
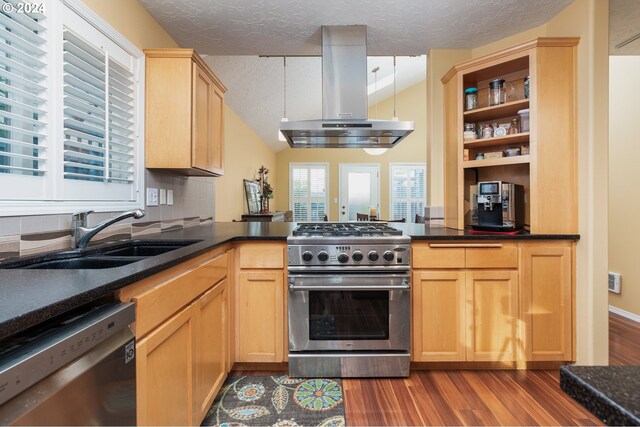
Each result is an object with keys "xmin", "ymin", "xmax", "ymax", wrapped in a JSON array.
[{"xmin": 280, "ymin": 26, "xmax": 414, "ymax": 149}]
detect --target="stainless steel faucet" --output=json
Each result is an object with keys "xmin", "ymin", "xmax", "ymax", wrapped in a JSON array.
[{"xmin": 71, "ymin": 209, "xmax": 145, "ymax": 249}]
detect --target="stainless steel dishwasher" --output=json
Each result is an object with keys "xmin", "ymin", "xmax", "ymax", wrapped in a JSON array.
[{"xmin": 0, "ymin": 302, "xmax": 136, "ymax": 425}]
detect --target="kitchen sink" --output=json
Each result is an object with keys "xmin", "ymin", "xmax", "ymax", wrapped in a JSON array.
[
  {"xmin": 0, "ymin": 239, "xmax": 202, "ymax": 269},
  {"xmin": 22, "ymin": 256, "xmax": 145, "ymax": 270},
  {"xmin": 101, "ymin": 244, "xmax": 187, "ymax": 257}
]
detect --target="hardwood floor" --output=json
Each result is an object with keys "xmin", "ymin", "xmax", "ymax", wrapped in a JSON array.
[
  {"xmin": 230, "ymin": 313, "xmax": 640, "ymax": 426},
  {"xmin": 342, "ymin": 370, "xmax": 601, "ymax": 426},
  {"xmin": 609, "ymin": 312, "xmax": 640, "ymax": 365}
]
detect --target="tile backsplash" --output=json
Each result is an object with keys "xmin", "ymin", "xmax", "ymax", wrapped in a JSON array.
[{"xmin": 0, "ymin": 170, "xmax": 215, "ymax": 260}]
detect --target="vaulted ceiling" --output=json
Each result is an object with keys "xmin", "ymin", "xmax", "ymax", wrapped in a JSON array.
[{"xmin": 139, "ymin": 0, "xmax": 574, "ymax": 151}]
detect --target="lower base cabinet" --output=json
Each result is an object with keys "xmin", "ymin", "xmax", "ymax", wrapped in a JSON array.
[
  {"xmin": 136, "ymin": 279, "xmax": 227, "ymax": 426},
  {"xmin": 137, "ymin": 304, "xmax": 197, "ymax": 426},
  {"xmin": 520, "ymin": 242, "xmax": 573, "ymax": 361},
  {"xmin": 195, "ymin": 279, "xmax": 227, "ymax": 421},
  {"xmin": 412, "ymin": 240, "xmax": 574, "ymax": 365},
  {"xmin": 412, "ymin": 270, "xmax": 518, "ymax": 362},
  {"xmin": 466, "ymin": 270, "xmax": 518, "ymax": 362},
  {"xmin": 237, "ymin": 271, "xmax": 284, "ymax": 362}
]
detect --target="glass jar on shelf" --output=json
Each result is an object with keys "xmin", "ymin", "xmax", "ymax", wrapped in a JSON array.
[
  {"xmin": 481, "ymin": 123, "xmax": 494, "ymax": 139},
  {"xmin": 463, "ymin": 123, "xmax": 477, "ymax": 140},
  {"xmin": 464, "ymin": 87, "xmax": 478, "ymax": 111},
  {"xmin": 507, "ymin": 117, "xmax": 520, "ymax": 135}
]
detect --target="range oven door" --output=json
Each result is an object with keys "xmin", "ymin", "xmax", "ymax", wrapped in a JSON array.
[{"xmin": 288, "ymin": 273, "xmax": 410, "ymax": 352}]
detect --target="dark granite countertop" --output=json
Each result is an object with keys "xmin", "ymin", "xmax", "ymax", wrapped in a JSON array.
[
  {"xmin": 0, "ymin": 222, "xmax": 579, "ymax": 341},
  {"xmin": 560, "ymin": 365, "xmax": 640, "ymax": 426}
]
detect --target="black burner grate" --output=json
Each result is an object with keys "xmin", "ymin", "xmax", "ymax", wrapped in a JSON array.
[{"xmin": 292, "ymin": 222, "xmax": 403, "ymax": 237}]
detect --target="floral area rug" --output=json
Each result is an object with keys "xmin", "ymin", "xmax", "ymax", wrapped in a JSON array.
[{"xmin": 201, "ymin": 375, "xmax": 345, "ymax": 427}]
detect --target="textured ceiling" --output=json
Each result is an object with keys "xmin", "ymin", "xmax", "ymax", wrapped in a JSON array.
[
  {"xmin": 139, "ymin": 0, "xmax": 574, "ymax": 152},
  {"xmin": 610, "ymin": 0, "xmax": 640, "ymax": 55},
  {"xmin": 140, "ymin": 0, "xmax": 573, "ymax": 56},
  {"xmin": 203, "ymin": 55, "xmax": 426, "ymax": 151}
]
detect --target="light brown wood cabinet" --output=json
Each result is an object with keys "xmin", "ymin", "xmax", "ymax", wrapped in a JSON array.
[
  {"xmin": 136, "ymin": 304, "xmax": 196, "ymax": 426},
  {"xmin": 412, "ymin": 270, "xmax": 466, "ymax": 361},
  {"xmin": 442, "ymin": 38, "xmax": 579, "ymax": 233},
  {"xmin": 145, "ymin": 49, "xmax": 226, "ymax": 176},
  {"xmin": 465, "ymin": 270, "xmax": 518, "ymax": 362},
  {"xmin": 194, "ymin": 279, "xmax": 227, "ymax": 421},
  {"xmin": 118, "ymin": 249, "xmax": 230, "ymax": 426},
  {"xmin": 411, "ymin": 240, "xmax": 573, "ymax": 365},
  {"xmin": 520, "ymin": 241, "xmax": 574, "ymax": 361},
  {"xmin": 235, "ymin": 243, "xmax": 287, "ymax": 363}
]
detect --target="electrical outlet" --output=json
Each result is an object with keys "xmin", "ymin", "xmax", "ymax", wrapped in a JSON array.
[
  {"xmin": 146, "ymin": 188, "xmax": 159, "ymax": 206},
  {"xmin": 167, "ymin": 190, "xmax": 174, "ymax": 206},
  {"xmin": 159, "ymin": 188, "xmax": 167, "ymax": 205}
]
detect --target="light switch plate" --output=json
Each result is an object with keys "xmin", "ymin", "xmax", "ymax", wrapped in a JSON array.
[
  {"xmin": 167, "ymin": 190, "xmax": 174, "ymax": 206},
  {"xmin": 146, "ymin": 188, "xmax": 159, "ymax": 206},
  {"xmin": 159, "ymin": 188, "xmax": 167, "ymax": 205}
]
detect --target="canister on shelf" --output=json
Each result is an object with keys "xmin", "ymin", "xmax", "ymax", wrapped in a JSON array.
[
  {"xmin": 517, "ymin": 109, "xmax": 530, "ymax": 132},
  {"xmin": 463, "ymin": 148, "xmax": 470, "ymax": 161},
  {"xmin": 507, "ymin": 117, "xmax": 520, "ymax": 135},
  {"xmin": 488, "ymin": 79, "xmax": 504, "ymax": 106},
  {"xmin": 481, "ymin": 123, "xmax": 494, "ymax": 139},
  {"xmin": 505, "ymin": 147, "xmax": 521, "ymax": 157},
  {"xmin": 464, "ymin": 87, "xmax": 478, "ymax": 111},
  {"xmin": 463, "ymin": 123, "xmax": 477, "ymax": 140},
  {"xmin": 521, "ymin": 145, "xmax": 530, "ymax": 155},
  {"xmin": 476, "ymin": 153, "xmax": 484, "ymax": 160}
]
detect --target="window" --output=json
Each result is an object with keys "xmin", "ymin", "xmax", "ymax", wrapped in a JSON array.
[
  {"xmin": 290, "ymin": 163, "xmax": 328, "ymax": 222},
  {"xmin": 390, "ymin": 164, "xmax": 426, "ymax": 223},
  {"xmin": 0, "ymin": 0, "xmax": 144, "ymax": 215}
]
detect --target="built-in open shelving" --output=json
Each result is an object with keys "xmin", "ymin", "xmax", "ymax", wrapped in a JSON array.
[
  {"xmin": 463, "ymin": 154, "xmax": 530, "ymax": 169},
  {"xmin": 463, "ymin": 99, "xmax": 529, "ymax": 123},
  {"xmin": 464, "ymin": 132, "xmax": 529, "ymax": 150}
]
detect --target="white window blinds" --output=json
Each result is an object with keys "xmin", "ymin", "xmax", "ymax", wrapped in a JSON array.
[
  {"xmin": 62, "ymin": 29, "xmax": 135, "ymax": 184},
  {"xmin": 390, "ymin": 164, "xmax": 426, "ymax": 223},
  {"xmin": 0, "ymin": 5, "xmax": 47, "ymax": 177},
  {"xmin": 290, "ymin": 164, "xmax": 328, "ymax": 222}
]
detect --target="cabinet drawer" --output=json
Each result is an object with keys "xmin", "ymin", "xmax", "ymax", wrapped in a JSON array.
[
  {"xmin": 238, "ymin": 244, "xmax": 284, "ymax": 269},
  {"xmin": 466, "ymin": 242, "xmax": 517, "ymax": 269},
  {"xmin": 412, "ymin": 244, "xmax": 465, "ymax": 269},
  {"xmin": 134, "ymin": 252, "xmax": 228, "ymax": 337}
]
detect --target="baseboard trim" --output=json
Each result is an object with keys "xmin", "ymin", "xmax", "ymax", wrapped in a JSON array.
[{"xmin": 609, "ymin": 305, "xmax": 640, "ymax": 323}]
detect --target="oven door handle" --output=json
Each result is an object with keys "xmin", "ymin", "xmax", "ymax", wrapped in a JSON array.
[{"xmin": 289, "ymin": 284, "xmax": 410, "ymax": 291}]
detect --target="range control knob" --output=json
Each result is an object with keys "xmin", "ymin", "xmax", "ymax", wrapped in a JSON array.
[
  {"xmin": 302, "ymin": 251, "xmax": 314, "ymax": 262},
  {"xmin": 317, "ymin": 251, "xmax": 329, "ymax": 262},
  {"xmin": 352, "ymin": 251, "xmax": 364, "ymax": 262},
  {"xmin": 338, "ymin": 253, "xmax": 349, "ymax": 264},
  {"xmin": 383, "ymin": 251, "xmax": 395, "ymax": 262},
  {"xmin": 368, "ymin": 251, "xmax": 379, "ymax": 262}
]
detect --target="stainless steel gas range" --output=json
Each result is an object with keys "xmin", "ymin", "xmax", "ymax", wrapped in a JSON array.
[{"xmin": 287, "ymin": 223, "xmax": 411, "ymax": 378}]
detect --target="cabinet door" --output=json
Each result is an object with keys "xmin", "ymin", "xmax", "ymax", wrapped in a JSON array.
[
  {"xmin": 195, "ymin": 280, "xmax": 227, "ymax": 422},
  {"xmin": 210, "ymin": 85, "xmax": 224, "ymax": 175},
  {"xmin": 136, "ymin": 304, "xmax": 196, "ymax": 426},
  {"xmin": 466, "ymin": 270, "xmax": 519, "ymax": 362},
  {"xmin": 237, "ymin": 271, "xmax": 284, "ymax": 362},
  {"xmin": 520, "ymin": 244, "xmax": 573, "ymax": 361},
  {"xmin": 412, "ymin": 271, "xmax": 466, "ymax": 361},
  {"xmin": 192, "ymin": 63, "xmax": 214, "ymax": 172}
]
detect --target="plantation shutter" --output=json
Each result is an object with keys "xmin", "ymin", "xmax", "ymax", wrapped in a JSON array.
[
  {"xmin": 290, "ymin": 164, "xmax": 327, "ymax": 222},
  {"xmin": 391, "ymin": 165, "xmax": 426, "ymax": 223},
  {"xmin": 0, "ymin": 7, "xmax": 47, "ymax": 177},
  {"xmin": 291, "ymin": 167, "xmax": 308, "ymax": 221},
  {"xmin": 62, "ymin": 29, "xmax": 106, "ymax": 181},
  {"xmin": 62, "ymin": 29, "xmax": 135, "ymax": 184}
]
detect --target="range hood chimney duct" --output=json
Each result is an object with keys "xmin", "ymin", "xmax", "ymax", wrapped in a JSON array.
[{"xmin": 279, "ymin": 25, "xmax": 414, "ymax": 149}]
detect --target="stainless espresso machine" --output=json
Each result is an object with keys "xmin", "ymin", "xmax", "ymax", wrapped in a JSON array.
[{"xmin": 471, "ymin": 181, "xmax": 525, "ymax": 232}]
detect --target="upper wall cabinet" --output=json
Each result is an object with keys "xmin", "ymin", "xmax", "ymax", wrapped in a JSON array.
[
  {"xmin": 442, "ymin": 38, "xmax": 579, "ymax": 233},
  {"xmin": 144, "ymin": 49, "xmax": 226, "ymax": 176}
]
